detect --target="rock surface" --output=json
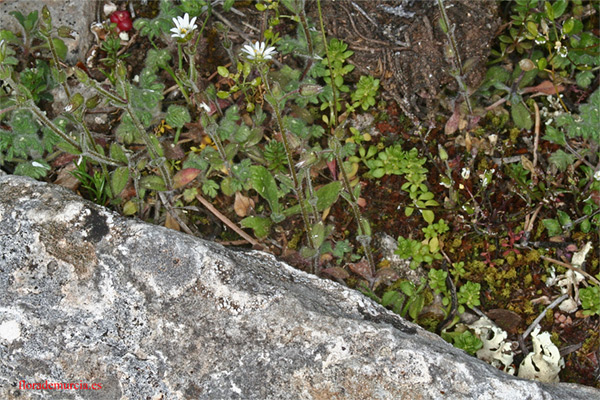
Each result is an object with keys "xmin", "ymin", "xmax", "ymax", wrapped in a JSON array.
[
  {"xmin": 0, "ymin": 175, "xmax": 598, "ymax": 400},
  {"xmin": 0, "ymin": 0, "xmax": 96, "ymax": 64}
]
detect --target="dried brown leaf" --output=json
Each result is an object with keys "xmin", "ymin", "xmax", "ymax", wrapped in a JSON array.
[{"xmin": 234, "ymin": 192, "xmax": 254, "ymax": 217}]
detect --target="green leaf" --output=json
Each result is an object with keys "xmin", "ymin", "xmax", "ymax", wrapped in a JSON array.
[
  {"xmin": 140, "ymin": 175, "xmax": 166, "ymax": 191},
  {"xmin": 315, "ymin": 181, "xmax": 343, "ymax": 210},
  {"xmin": 165, "ymin": 105, "xmax": 191, "ymax": 128},
  {"xmin": 408, "ymin": 293, "xmax": 425, "ymax": 320},
  {"xmin": 511, "ymin": 102, "xmax": 533, "ymax": 130},
  {"xmin": 111, "ymin": 167, "xmax": 129, "ymax": 195},
  {"xmin": 52, "ymin": 38, "xmax": 67, "ymax": 60},
  {"xmin": 422, "ymin": 209, "xmax": 435, "ymax": 224},
  {"xmin": 202, "ymin": 180, "xmax": 219, "ymax": 197},
  {"xmin": 109, "ymin": 143, "xmax": 128, "ymax": 164},
  {"xmin": 311, "ymin": 221, "xmax": 326, "ymax": 249},
  {"xmin": 240, "ymin": 216, "xmax": 272, "ymax": 239},
  {"xmin": 145, "ymin": 48, "xmax": 171, "ymax": 71},
  {"xmin": 222, "ymin": 0, "xmax": 235, "ymax": 11},
  {"xmin": 552, "ymin": 0, "xmax": 568, "ymax": 19},
  {"xmin": 563, "ymin": 18, "xmax": 583, "ymax": 35},
  {"xmin": 576, "ymin": 70, "xmax": 594, "ymax": 89},
  {"xmin": 542, "ymin": 125, "xmax": 566, "ymax": 145},
  {"xmin": 217, "ymin": 90, "xmax": 230, "ymax": 99},
  {"xmin": 544, "ymin": 1, "xmax": 554, "ymax": 20},
  {"xmin": 14, "ymin": 160, "xmax": 50, "ymax": 179},
  {"xmin": 557, "ymin": 210, "xmax": 572, "ymax": 228},
  {"xmin": 549, "ymin": 150, "xmax": 576, "ymax": 171},
  {"xmin": 250, "ymin": 165, "xmax": 282, "ymax": 216},
  {"xmin": 217, "ymin": 66, "xmax": 230, "ymax": 78},
  {"xmin": 542, "ymin": 218, "xmax": 562, "ymax": 236},
  {"xmin": 382, "ymin": 291, "xmax": 401, "ymax": 307}
]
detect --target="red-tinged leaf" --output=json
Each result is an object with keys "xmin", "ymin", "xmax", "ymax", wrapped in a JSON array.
[
  {"xmin": 372, "ymin": 267, "xmax": 400, "ymax": 290},
  {"xmin": 357, "ymin": 197, "xmax": 367, "ymax": 208},
  {"xmin": 347, "ymin": 259, "xmax": 373, "ymax": 281},
  {"xmin": 326, "ymin": 159, "xmax": 337, "ymax": 180},
  {"xmin": 52, "ymin": 153, "xmax": 78, "ymax": 168},
  {"xmin": 173, "ymin": 168, "xmax": 201, "ymax": 189},
  {"xmin": 322, "ymin": 266, "xmax": 350, "ymax": 280},
  {"xmin": 445, "ymin": 104, "xmax": 461, "ymax": 135},
  {"xmin": 522, "ymin": 80, "xmax": 565, "ymax": 95}
]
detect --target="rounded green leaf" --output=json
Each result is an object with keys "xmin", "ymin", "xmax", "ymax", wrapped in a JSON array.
[
  {"xmin": 422, "ymin": 209, "xmax": 435, "ymax": 224},
  {"xmin": 217, "ymin": 66, "xmax": 230, "ymax": 78},
  {"xmin": 140, "ymin": 175, "xmax": 166, "ymax": 191},
  {"xmin": 165, "ymin": 105, "xmax": 191, "ymax": 129}
]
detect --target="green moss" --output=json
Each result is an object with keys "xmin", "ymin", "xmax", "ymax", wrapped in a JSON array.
[
  {"xmin": 525, "ymin": 250, "xmax": 540, "ymax": 263},
  {"xmin": 505, "ymin": 253, "xmax": 516, "ymax": 265},
  {"xmin": 545, "ymin": 308, "xmax": 554, "ymax": 324},
  {"xmin": 287, "ymin": 229, "xmax": 303, "ymax": 250},
  {"xmin": 509, "ymin": 127, "xmax": 520, "ymax": 143},
  {"xmin": 523, "ymin": 273, "xmax": 533, "ymax": 286},
  {"xmin": 451, "ymin": 238, "xmax": 463, "ymax": 248}
]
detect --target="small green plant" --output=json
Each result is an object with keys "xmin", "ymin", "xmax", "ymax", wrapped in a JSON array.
[
  {"xmin": 396, "ymin": 237, "xmax": 443, "ymax": 269},
  {"xmin": 542, "ymin": 88, "xmax": 600, "ymax": 233},
  {"xmin": 579, "ymin": 285, "xmax": 600, "ymax": 316},
  {"xmin": 381, "ymin": 279, "xmax": 427, "ymax": 320},
  {"xmin": 442, "ymin": 329, "xmax": 483, "ymax": 356},
  {"xmin": 71, "ymin": 160, "xmax": 111, "ymax": 205}
]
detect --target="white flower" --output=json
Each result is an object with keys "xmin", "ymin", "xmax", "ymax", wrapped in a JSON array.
[
  {"xmin": 170, "ymin": 13, "xmax": 197, "ymax": 40},
  {"xmin": 461, "ymin": 167, "xmax": 470, "ymax": 180},
  {"xmin": 241, "ymin": 41, "xmax": 277, "ymax": 61},
  {"xmin": 199, "ymin": 102, "xmax": 211, "ymax": 113},
  {"xmin": 594, "ymin": 169, "xmax": 600, "ymax": 181}
]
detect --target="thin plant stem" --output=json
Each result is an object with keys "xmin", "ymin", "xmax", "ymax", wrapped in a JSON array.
[
  {"xmin": 260, "ymin": 69, "xmax": 315, "ymax": 250},
  {"xmin": 436, "ymin": 0, "xmax": 472, "ymax": 114},
  {"xmin": 116, "ymin": 73, "xmax": 173, "ymax": 189},
  {"xmin": 316, "ymin": 0, "xmax": 375, "ymax": 277}
]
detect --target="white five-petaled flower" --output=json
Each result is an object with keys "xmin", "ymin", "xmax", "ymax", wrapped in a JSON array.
[
  {"xmin": 594, "ymin": 169, "xmax": 600, "ymax": 181},
  {"xmin": 241, "ymin": 41, "xmax": 277, "ymax": 61},
  {"xmin": 170, "ymin": 13, "xmax": 197, "ymax": 40}
]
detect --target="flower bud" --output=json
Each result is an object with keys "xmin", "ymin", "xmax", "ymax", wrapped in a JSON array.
[
  {"xmin": 85, "ymin": 94, "xmax": 101, "ymax": 109},
  {"xmin": 41, "ymin": 6, "xmax": 52, "ymax": 29},
  {"xmin": 519, "ymin": 58, "xmax": 535, "ymax": 72},
  {"xmin": 66, "ymin": 92, "xmax": 84, "ymax": 113},
  {"xmin": 58, "ymin": 26, "xmax": 76, "ymax": 39},
  {"xmin": 299, "ymin": 84, "xmax": 323, "ymax": 97},
  {"xmin": 73, "ymin": 67, "xmax": 89, "ymax": 84}
]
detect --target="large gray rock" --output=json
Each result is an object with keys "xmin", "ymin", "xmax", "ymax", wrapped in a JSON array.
[
  {"xmin": 0, "ymin": 175, "xmax": 598, "ymax": 399},
  {"xmin": 0, "ymin": 0, "xmax": 96, "ymax": 64}
]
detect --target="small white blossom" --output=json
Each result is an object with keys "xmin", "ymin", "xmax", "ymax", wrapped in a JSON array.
[
  {"xmin": 594, "ymin": 169, "xmax": 600, "ymax": 181},
  {"xmin": 199, "ymin": 102, "xmax": 211, "ymax": 113},
  {"xmin": 170, "ymin": 13, "xmax": 197, "ymax": 40},
  {"xmin": 461, "ymin": 167, "xmax": 470, "ymax": 180},
  {"xmin": 31, "ymin": 161, "xmax": 47, "ymax": 169},
  {"xmin": 241, "ymin": 41, "xmax": 277, "ymax": 61}
]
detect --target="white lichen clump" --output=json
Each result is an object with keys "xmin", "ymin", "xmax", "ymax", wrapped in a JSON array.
[
  {"xmin": 518, "ymin": 326, "xmax": 564, "ymax": 383},
  {"xmin": 470, "ymin": 317, "xmax": 516, "ymax": 375}
]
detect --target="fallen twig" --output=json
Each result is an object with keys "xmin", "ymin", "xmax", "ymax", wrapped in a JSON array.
[
  {"xmin": 539, "ymin": 255, "xmax": 600, "ymax": 286},
  {"xmin": 520, "ymin": 293, "xmax": 569, "ymax": 355},
  {"xmin": 195, "ymin": 193, "xmax": 265, "ymax": 250}
]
